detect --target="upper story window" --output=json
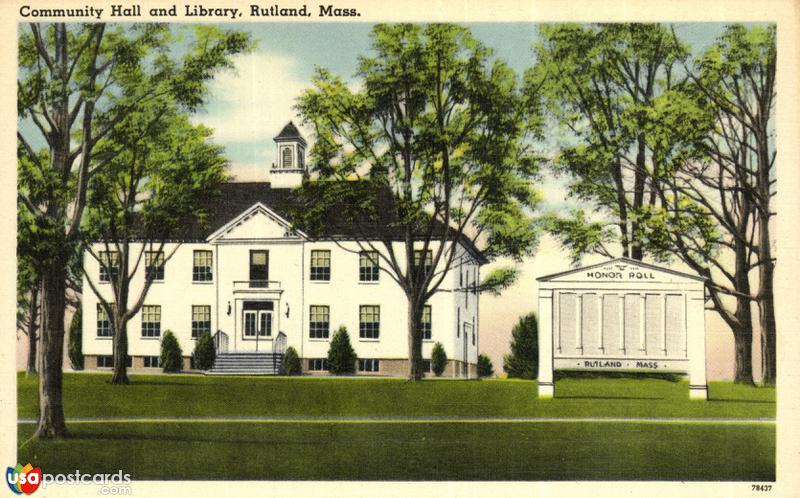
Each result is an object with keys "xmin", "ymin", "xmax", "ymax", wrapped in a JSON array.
[
  {"xmin": 310, "ymin": 250, "xmax": 331, "ymax": 281},
  {"xmin": 359, "ymin": 305, "xmax": 380, "ymax": 340},
  {"xmin": 309, "ymin": 305, "xmax": 330, "ymax": 339},
  {"xmin": 359, "ymin": 251, "xmax": 379, "ymax": 282},
  {"xmin": 249, "ymin": 250, "xmax": 269, "ymax": 287},
  {"xmin": 97, "ymin": 303, "xmax": 113, "ymax": 337},
  {"xmin": 193, "ymin": 250, "xmax": 213, "ymax": 282},
  {"xmin": 282, "ymin": 147, "xmax": 293, "ymax": 168},
  {"xmin": 145, "ymin": 251, "xmax": 165, "ymax": 281},
  {"xmin": 413, "ymin": 249, "xmax": 433, "ymax": 275},
  {"xmin": 99, "ymin": 251, "xmax": 119, "ymax": 282},
  {"xmin": 419, "ymin": 305, "xmax": 432, "ymax": 340},
  {"xmin": 141, "ymin": 305, "xmax": 161, "ymax": 338},
  {"xmin": 191, "ymin": 305, "xmax": 211, "ymax": 338}
]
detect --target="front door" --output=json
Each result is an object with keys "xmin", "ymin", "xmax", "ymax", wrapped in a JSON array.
[{"xmin": 242, "ymin": 301, "xmax": 274, "ymax": 351}]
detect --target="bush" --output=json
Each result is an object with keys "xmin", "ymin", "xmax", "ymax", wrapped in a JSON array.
[
  {"xmin": 68, "ymin": 307, "xmax": 84, "ymax": 370},
  {"xmin": 283, "ymin": 346, "xmax": 302, "ymax": 375},
  {"xmin": 503, "ymin": 312, "xmax": 538, "ymax": 379},
  {"xmin": 327, "ymin": 326, "xmax": 357, "ymax": 375},
  {"xmin": 431, "ymin": 342, "xmax": 447, "ymax": 377},
  {"xmin": 477, "ymin": 353, "xmax": 494, "ymax": 378},
  {"xmin": 193, "ymin": 331, "xmax": 216, "ymax": 370},
  {"xmin": 160, "ymin": 330, "xmax": 183, "ymax": 373}
]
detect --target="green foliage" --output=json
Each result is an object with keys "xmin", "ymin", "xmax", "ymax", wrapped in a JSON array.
[
  {"xmin": 431, "ymin": 342, "xmax": 447, "ymax": 377},
  {"xmin": 68, "ymin": 308, "xmax": 84, "ymax": 371},
  {"xmin": 327, "ymin": 327, "xmax": 357, "ymax": 375},
  {"xmin": 160, "ymin": 331, "xmax": 183, "ymax": 373},
  {"xmin": 192, "ymin": 331, "xmax": 216, "ymax": 371},
  {"xmin": 503, "ymin": 313, "xmax": 538, "ymax": 379},
  {"xmin": 282, "ymin": 347, "xmax": 302, "ymax": 376},
  {"xmin": 477, "ymin": 354, "xmax": 494, "ymax": 378}
]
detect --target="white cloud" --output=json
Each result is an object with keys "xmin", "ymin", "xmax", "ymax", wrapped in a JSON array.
[{"xmin": 194, "ymin": 52, "xmax": 314, "ymax": 174}]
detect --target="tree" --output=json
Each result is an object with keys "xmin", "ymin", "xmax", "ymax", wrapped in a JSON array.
[
  {"xmin": 192, "ymin": 331, "xmax": 216, "ymax": 371},
  {"xmin": 17, "ymin": 23, "xmax": 250, "ymax": 437},
  {"xmin": 81, "ymin": 108, "xmax": 228, "ymax": 385},
  {"xmin": 282, "ymin": 346, "xmax": 302, "ymax": 376},
  {"xmin": 16, "ymin": 243, "xmax": 40, "ymax": 375},
  {"xmin": 477, "ymin": 353, "xmax": 494, "ymax": 378},
  {"xmin": 528, "ymin": 24, "xmax": 688, "ymax": 261},
  {"xmin": 431, "ymin": 342, "xmax": 447, "ymax": 377},
  {"xmin": 68, "ymin": 308, "xmax": 83, "ymax": 371},
  {"xmin": 503, "ymin": 312, "xmax": 538, "ymax": 379},
  {"xmin": 327, "ymin": 326, "xmax": 357, "ymax": 375},
  {"xmin": 297, "ymin": 24, "xmax": 541, "ymax": 380},
  {"xmin": 160, "ymin": 331, "xmax": 183, "ymax": 373}
]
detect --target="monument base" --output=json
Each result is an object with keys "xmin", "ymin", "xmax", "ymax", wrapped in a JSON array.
[
  {"xmin": 689, "ymin": 384, "xmax": 708, "ymax": 400},
  {"xmin": 538, "ymin": 381, "xmax": 554, "ymax": 398}
]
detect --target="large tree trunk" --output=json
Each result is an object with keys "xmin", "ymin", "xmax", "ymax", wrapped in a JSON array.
[
  {"xmin": 34, "ymin": 253, "xmax": 69, "ymax": 438},
  {"xmin": 111, "ymin": 318, "xmax": 130, "ymax": 384},
  {"xmin": 407, "ymin": 298, "xmax": 424, "ymax": 381},
  {"xmin": 732, "ymin": 237, "xmax": 755, "ymax": 385},
  {"xmin": 758, "ymin": 215, "xmax": 776, "ymax": 385},
  {"xmin": 26, "ymin": 284, "xmax": 40, "ymax": 374}
]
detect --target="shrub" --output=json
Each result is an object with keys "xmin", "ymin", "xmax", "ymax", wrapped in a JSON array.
[
  {"xmin": 327, "ymin": 326, "xmax": 357, "ymax": 375},
  {"xmin": 503, "ymin": 312, "xmax": 538, "ymax": 379},
  {"xmin": 68, "ymin": 307, "xmax": 84, "ymax": 370},
  {"xmin": 477, "ymin": 353, "xmax": 494, "ymax": 378},
  {"xmin": 283, "ymin": 346, "xmax": 302, "ymax": 375},
  {"xmin": 160, "ymin": 330, "xmax": 183, "ymax": 373},
  {"xmin": 193, "ymin": 331, "xmax": 216, "ymax": 370},
  {"xmin": 431, "ymin": 342, "xmax": 447, "ymax": 377}
]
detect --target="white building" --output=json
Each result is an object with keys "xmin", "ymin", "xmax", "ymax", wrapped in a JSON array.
[{"xmin": 82, "ymin": 123, "xmax": 484, "ymax": 377}]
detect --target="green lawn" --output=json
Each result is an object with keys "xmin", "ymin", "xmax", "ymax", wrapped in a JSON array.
[
  {"xmin": 17, "ymin": 421, "xmax": 774, "ymax": 480},
  {"xmin": 17, "ymin": 372, "xmax": 775, "ymax": 420}
]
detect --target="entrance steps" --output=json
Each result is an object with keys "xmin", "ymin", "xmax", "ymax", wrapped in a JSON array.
[{"xmin": 206, "ymin": 352, "xmax": 283, "ymax": 375}]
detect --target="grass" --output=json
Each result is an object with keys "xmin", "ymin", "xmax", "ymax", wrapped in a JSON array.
[
  {"xmin": 17, "ymin": 372, "xmax": 775, "ymax": 420},
  {"xmin": 17, "ymin": 420, "xmax": 774, "ymax": 480}
]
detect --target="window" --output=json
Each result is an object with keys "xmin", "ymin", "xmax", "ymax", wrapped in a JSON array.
[
  {"xmin": 472, "ymin": 331, "xmax": 476, "ymax": 346},
  {"xmin": 422, "ymin": 359, "xmax": 432, "ymax": 373},
  {"xmin": 145, "ymin": 251, "xmax": 165, "ymax": 281},
  {"xmin": 359, "ymin": 251, "xmax": 379, "ymax": 282},
  {"xmin": 419, "ymin": 305, "xmax": 432, "ymax": 340},
  {"xmin": 249, "ymin": 250, "xmax": 269, "ymax": 287},
  {"xmin": 141, "ymin": 305, "xmax": 161, "ymax": 338},
  {"xmin": 298, "ymin": 147, "xmax": 305, "ymax": 169},
  {"xmin": 358, "ymin": 359, "xmax": 380, "ymax": 372},
  {"xmin": 310, "ymin": 250, "xmax": 331, "ymax": 281},
  {"xmin": 96, "ymin": 355, "xmax": 130, "ymax": 368},
  {"xmin": 192, "ymin": 305, "xmax": 211, "ymax": 338},
  {"xmin": 359, "ymin": 305, "xmax": 380, "ymax": 339},
  {"xmin": 144, "ymin": 356, "xmax": 160, "ymax": 368},
  {"xmin": 97, "ymin": 304, "xmax": 112, "ymax": 337},
  {"xmin": 99, "ymin": 251, "xmax": 119, "ymax": 282},
  {"xmin": 414, "ymin": 249, "xmax": 433, "ymax": 275},
  {"xmin": 282, "ymin": 147, "xmax": 293, "ymax": 168},
  {"xmin": 308, "ymin": 358, "xmax": 329, "ymax": 371},
  {"xmin": 193, "ymin": 250, "xmax": 213, "ymax": 282},
  {"xmin": 457, "ymin": 308, "xmax": 461, "ymax": 338},
  {"xmin": 309, "ymin": 305, "xmax": 330, "ymax": 339}
]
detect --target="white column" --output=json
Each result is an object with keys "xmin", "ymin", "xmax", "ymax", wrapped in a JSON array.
[
  {"xmin": 639, "ymin": 293, "xmax": 646, "ymax": 352},
  {"xmin": 553, "ymin": 291, "xmax": 561, "ymax": 354},
  {"xmin": 538, "ymin": 289, "xmax": 554, "ymax": 398},
  {"xmin": 687, "ymin": 289, "xmax": 708, "ymax": 400},
  {"xmin": 661, "ymin": 293, "xmax": 667, "ymax": 354},
  {"xmin": 575, "ymin": 293, "xmax": 583, "ymax": 353},
  {"xmin": 618, "ymin": 294, "xmax": 625, "ymax": 353},
  {"xmin": 597, "ymin": 293, "xmax": 604, "ymax": 352}
]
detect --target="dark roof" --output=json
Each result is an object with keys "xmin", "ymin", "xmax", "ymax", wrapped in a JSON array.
[
  {"xmin": 273, "ymin": 121, "xmax": 304, "ymax": 142},
  {"xmin": 155, "ymin": 181, "xmax": 487, "ymax": 264}
]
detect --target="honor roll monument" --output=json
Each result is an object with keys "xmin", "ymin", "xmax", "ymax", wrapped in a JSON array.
[{"xmin": 536, "ymin": 258, "xmax": 708, "ymax": 400}]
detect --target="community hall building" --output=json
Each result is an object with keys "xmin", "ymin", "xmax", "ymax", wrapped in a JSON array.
[{"xmin": 82, "ymin": 123, "xmax": 484, "ymax": 377}]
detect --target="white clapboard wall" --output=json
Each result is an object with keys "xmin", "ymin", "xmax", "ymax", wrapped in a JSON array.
[{"xmin": 536, "ymin": 258, "xmax": 708, "ymax": 399}]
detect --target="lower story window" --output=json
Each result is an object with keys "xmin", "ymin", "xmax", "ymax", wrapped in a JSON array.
[
  {"xmin": 309, "ymin": 305, "xmax": 330, "ymax": 339},
  {"xmin": 358, "ymin": 359, "xmax": 380, "ymax": 372},
  {"xmin": 308, "ymin": 358, "xmax": 329, "ymax": 371},
  {"xmin": 144, "ymin": 356, "xmax": 160, "ymax": 368},
  {"xmin": 422, "ymin": 359, "xmax": 432, "ymax": 373},
  {"xmin": 192, "ymin": 305, "xmax": 211, "ymax": 338},
  {"xmin": 96, "ymin": 355, "xmax": 131, "ymax": 368},
  {"xmin": 359, "ymin": 305, "xmax": 380, "ymax": 339},
  {"xmin": 141, "ymin": 305, "xmax": 161, "ymax": 338}
]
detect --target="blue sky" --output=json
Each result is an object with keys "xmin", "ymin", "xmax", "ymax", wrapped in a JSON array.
[{"xmin": 195, "ymin": 22, "xmax": 730, "ymax": 184}]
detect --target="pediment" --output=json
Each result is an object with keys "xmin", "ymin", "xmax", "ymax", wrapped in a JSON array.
[
  {"xmin": 537, "ymin": 258, "xmax": 705, "ymax": 284},
  {"xmin": 207, "ymin": 203, "xmax": 304, "ymax": 242}
]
